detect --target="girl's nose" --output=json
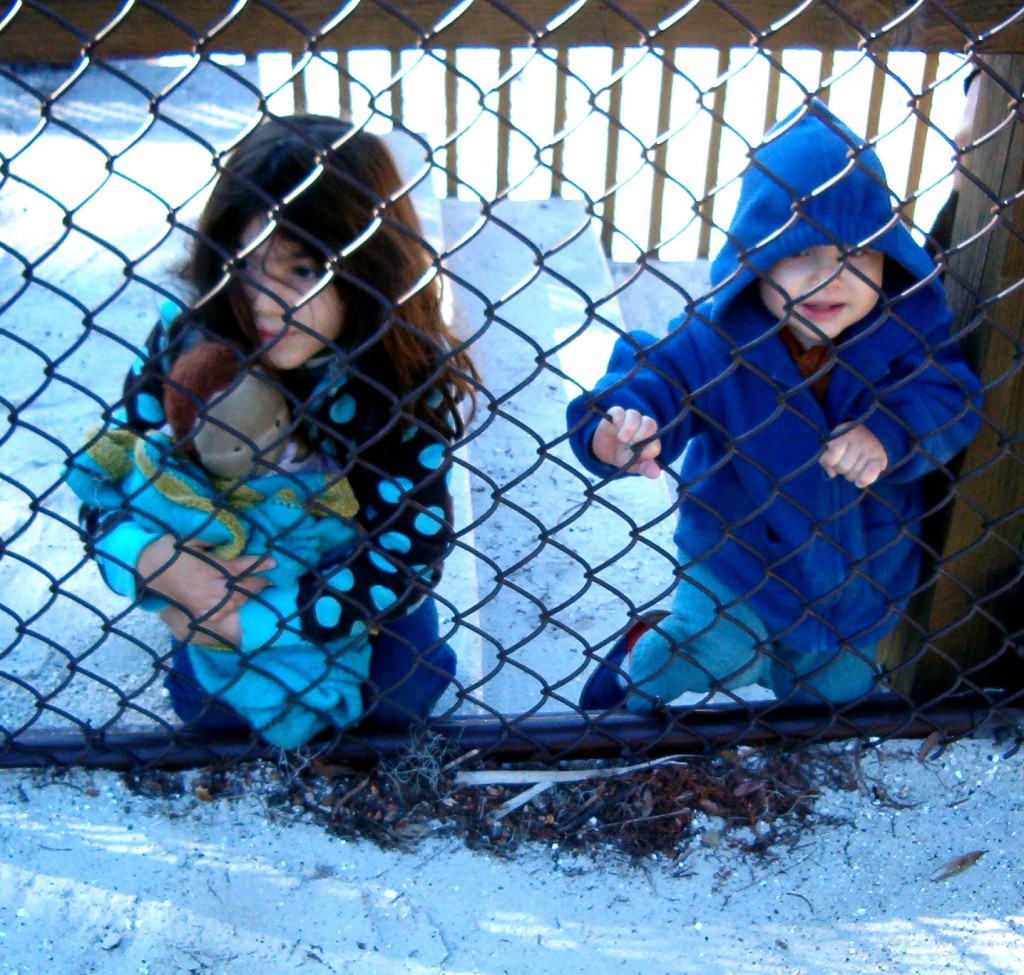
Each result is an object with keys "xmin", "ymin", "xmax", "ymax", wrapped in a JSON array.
[{"xmin": 250, "ymin": 277, "xmax": 287, "ymax": 318}]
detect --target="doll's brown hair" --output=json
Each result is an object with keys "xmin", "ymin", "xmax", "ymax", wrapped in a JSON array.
[{"xmin": 163, "ymin": 342, "xmax": 244, "ymax": 448}]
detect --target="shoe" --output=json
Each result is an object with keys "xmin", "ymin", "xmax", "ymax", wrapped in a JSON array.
[{"xmin": 580, "ymin": 612, "xmax": 667, "ymax": 711}]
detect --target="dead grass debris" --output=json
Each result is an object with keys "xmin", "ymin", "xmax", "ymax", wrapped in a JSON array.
[{"xmin": 121, "ymin": 737, "xmax": 866, "ymax": 863}]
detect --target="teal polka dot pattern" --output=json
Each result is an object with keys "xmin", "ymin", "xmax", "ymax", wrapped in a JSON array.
[
  {"xmin": 413, "ymin": 506, "xmax": 446, "ymax": 535},
  {"xmin": 350, "ymin": 620, "xmax": 367, "ymax": 637},
  {"xmin": 418, "ymin": 444, "xmax": 445, "ymax": 470},
  {"xmin": 130, "ymin": 355, "xmax": 145, "ymax": 376},
  {"xmin": 327, "ymin": 567, "xmax": 354, "ymax": 592},
  {"xmin": 329, "ymin": 393, "xmax": 357, "ymax": 424},
  {"xmin": 110, "ymin": 407, "xmax": 129, "ymax": 428},
  {"xmin": 378, "ymin": 477, "xmax": 413, "ymax": 504},
  {"xmin": 370, "ymin": 586, "xmax": 397, "ymax": 611},
  {"xmin": 400, "ymin": 424, "xmax": 418, "ymax": 442},
  {"xmin": 369, "ymin": 551, "xmax": 398, "ymax": 574},
  {"xmin": 426, "ymin": 389, "xmax": 444, "ymax": 409},
  {"xmin": 135, "ymin": 393, "xmax": 164, "ymax": 425},
  {"xmin": 158, "ymin": 299, "xmax": 182, "ymax": 328},
  {"xmin": 320, "ymin": 438, "xmax": 337, "ymax": 457},
  {"xmin": 380, "ymin": 531, "xmax": 412, "ymax": 553},
  {"xmin": 314, "ymin": 596, "xmax": 342, "ymax": 628}
]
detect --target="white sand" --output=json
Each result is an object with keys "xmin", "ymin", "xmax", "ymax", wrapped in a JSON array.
[{"xmin": 3, "ymin": 733, "xmax": 1023, "ymax": 975}]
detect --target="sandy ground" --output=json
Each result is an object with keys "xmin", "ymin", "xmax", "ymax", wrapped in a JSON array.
[{"xmin": 3, "ymin": 732, "xmax": 1024, "ymax": 975}]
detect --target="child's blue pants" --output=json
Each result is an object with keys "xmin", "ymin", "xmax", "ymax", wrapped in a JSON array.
[{"xmin": 626, "ymin": 550, "xmax": 879, "ymax": 711}]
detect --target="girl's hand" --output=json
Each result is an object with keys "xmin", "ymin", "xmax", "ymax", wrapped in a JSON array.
[
  {"xmin": 137, "ymin": 535, "xmax": 275, "ymax": 647},
  {"xmin": 159, "ymin": 604, "xmax": 241, "ymax": 648},
  {"xmin": 821, "ymin": 424, "xmax": 888, "ymax": 487},
  {"xmin": 592, "ymin": 406, "xmax": 662, "ymax": 478}
]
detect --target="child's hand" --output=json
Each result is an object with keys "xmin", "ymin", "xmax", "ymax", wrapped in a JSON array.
[
  {"xmin": 821, "ymin": 424, "xmax": 888, "ymax": 488},
  {"xmin": 159, "ymin": 604, "xmax": 241, "ymax": 647},
  {"xmin": 138, "ymin": 535, "xmax": 275, "ymax": 647},
  {"xmin": 592, "ymin": 406, "xmax": 662, "ymax": 478}
]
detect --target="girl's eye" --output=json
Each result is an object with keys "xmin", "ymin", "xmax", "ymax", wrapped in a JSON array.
[{"xmin": 292, "ymin": 263, "xmax": 320, "ymax": 282}]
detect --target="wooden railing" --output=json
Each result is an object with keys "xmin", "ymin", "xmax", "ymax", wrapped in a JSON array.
[
  {"xmin": 223, "ymin": 44, "xmax": 962, "ymax": 263},
  {"xmin": 3, "ymin": 2, "xmax": 1020, "ymax": 261}
]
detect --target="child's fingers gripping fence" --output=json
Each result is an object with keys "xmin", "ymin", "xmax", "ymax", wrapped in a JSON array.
[{"xmin": 2, "ymin": 1, "xmax": 1024, "ymax": 771}]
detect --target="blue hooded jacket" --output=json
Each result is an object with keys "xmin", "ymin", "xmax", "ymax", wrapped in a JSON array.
[{"xmin": 567, "ymin": 102, "xmax": 982, "ymax": 655}]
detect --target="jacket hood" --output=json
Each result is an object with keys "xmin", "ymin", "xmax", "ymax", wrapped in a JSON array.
[{"xmin": 708, "ymin": 100, "xmax": 939, "ymax": 330}]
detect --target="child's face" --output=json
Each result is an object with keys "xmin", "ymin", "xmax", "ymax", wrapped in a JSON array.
[
  {"xmin": 759, "ymin": 245, "xmax": 884, "ymax": 348},
  {"xmin": 239, "ymin": 219, "xmax": 346, "ymax": 370}
]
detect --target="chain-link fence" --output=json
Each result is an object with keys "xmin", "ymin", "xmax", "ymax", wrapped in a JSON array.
[{"xmin": 2, "ymin": 2, "xmax": 1023, "ymax": 769}]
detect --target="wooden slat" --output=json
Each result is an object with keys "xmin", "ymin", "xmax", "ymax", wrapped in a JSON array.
[
  {"xmin": 4, "ymin": 2, "xmax": 1024, "ymax": 64},
  {"xmin": 866, "ymin": 55, "xmax": 888, "ymax": 141},
  {"xmin": 697, "ymin": 47, "xmax": 731, "ymax": 261},
  {"xmin": 904, "ymin": 52, "xmax": 941, "ymax": 224},
  {"xmin": 496, "ymin": 46, "xmax": 513, "ymax": 197},
  {"xmin": 445, "ymin": 49, "xmax": 458, "ymax": 198},
  {"xmin": 291, "ymin": 54, "xmax": 308, "ymax": 113},
  {"xmin": 817, "ymin": 49, "xmax": 834, "ymax": 103},
  {"xmin": 337, "ymin": 49, "xmax": 351, "ymax": 119},
  {"xmin": 763, "ymin": 57, "xmax": 782, "ymax": 132},
  {"xmin": 647, "ymin": 47, "xmax": 677, "ymax": 257},
  {"xmin": 390, "ymin": 48, "xmax": 404, "ymax": 128},
  {"xmin": 600, "ymin": 47, "xmax": 626, "ymax": 256},
  {"xmin": 551, "ymin": 47, "xmax": 568, "ymax": 197}
]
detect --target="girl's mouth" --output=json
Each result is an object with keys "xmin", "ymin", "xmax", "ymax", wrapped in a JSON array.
[{"xmin": 258, "ymin": 326, "xmax": 292, "ymax": 345}]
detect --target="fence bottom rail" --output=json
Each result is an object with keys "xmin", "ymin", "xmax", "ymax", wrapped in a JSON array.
[{"xmin": 2, "ymin": 692, "xmax": 1020, "ymax": 771}]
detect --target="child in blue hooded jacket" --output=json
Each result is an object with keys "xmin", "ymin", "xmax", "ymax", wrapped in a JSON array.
[{"xmin": 568, "ymin": 101, "xmax": 982, "ymax": 710}]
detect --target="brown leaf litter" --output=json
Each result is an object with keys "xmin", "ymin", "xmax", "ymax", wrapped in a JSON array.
[{"xmin": 121, "ymin": 736, "xmax": 869, "ymax": 863}]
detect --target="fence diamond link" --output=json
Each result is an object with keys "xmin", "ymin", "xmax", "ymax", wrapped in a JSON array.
[{"xmin": 1, "ymin": 2, "xmax": 1023, "ymax": 769}]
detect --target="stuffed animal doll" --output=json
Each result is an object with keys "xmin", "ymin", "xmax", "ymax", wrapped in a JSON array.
[{"xmin": 68, "ymin": 342, "xmax": 370, "ymax": 746}]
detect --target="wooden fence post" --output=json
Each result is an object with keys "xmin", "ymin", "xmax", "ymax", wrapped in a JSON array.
[{"xmin": 893, "ymin": 55, "xmax": 1024, "ymax": 698}]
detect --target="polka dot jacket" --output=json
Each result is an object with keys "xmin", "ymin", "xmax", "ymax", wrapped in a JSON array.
[{"xmin": 78, "ymin": 311, "xmax": 459, "ymax": 642}]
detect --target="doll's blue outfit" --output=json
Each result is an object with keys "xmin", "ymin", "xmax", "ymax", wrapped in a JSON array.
[
  {"xmin": 568, "ymin": 102, "xmax": 982, "ymax": 710},
  {"xmin": 68, "ymin": 429, "xmax": 371, "ymax": 746}
]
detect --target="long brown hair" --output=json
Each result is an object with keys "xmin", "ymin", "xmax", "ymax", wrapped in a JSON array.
[{"xmin": 178, "ymin": 114, "xmax": 477, "ymax": 433}]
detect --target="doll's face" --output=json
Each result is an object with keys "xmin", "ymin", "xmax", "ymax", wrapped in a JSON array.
[
  {"xmin": 193, "ymin": 372, "xmax": 290, "ymax": 480},
  {"xmin": 239, "ymin": 218, "xmax": 346, "ymax": 371},
  {"xmin": 759, "ymin": 245, "xmax": 884, "ymax": 348}
]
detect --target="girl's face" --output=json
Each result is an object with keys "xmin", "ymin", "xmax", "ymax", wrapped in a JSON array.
[
  {"xmin": 239, "ymin": 218, "xmax": 346, "ymax": 370},
  {"xmin": 759, "ymin": 245, "xmax": 884, "ymax": 349}
]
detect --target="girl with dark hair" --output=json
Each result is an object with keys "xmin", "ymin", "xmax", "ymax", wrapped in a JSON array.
[{"xmin": 78, "ymin": 114, "xmax": 478, "ymax": 742}]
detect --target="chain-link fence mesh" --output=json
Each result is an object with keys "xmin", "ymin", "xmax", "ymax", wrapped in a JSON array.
[{"xmin": 2, "ymin": 2, "xmax": 1023, "ymax": 768}]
